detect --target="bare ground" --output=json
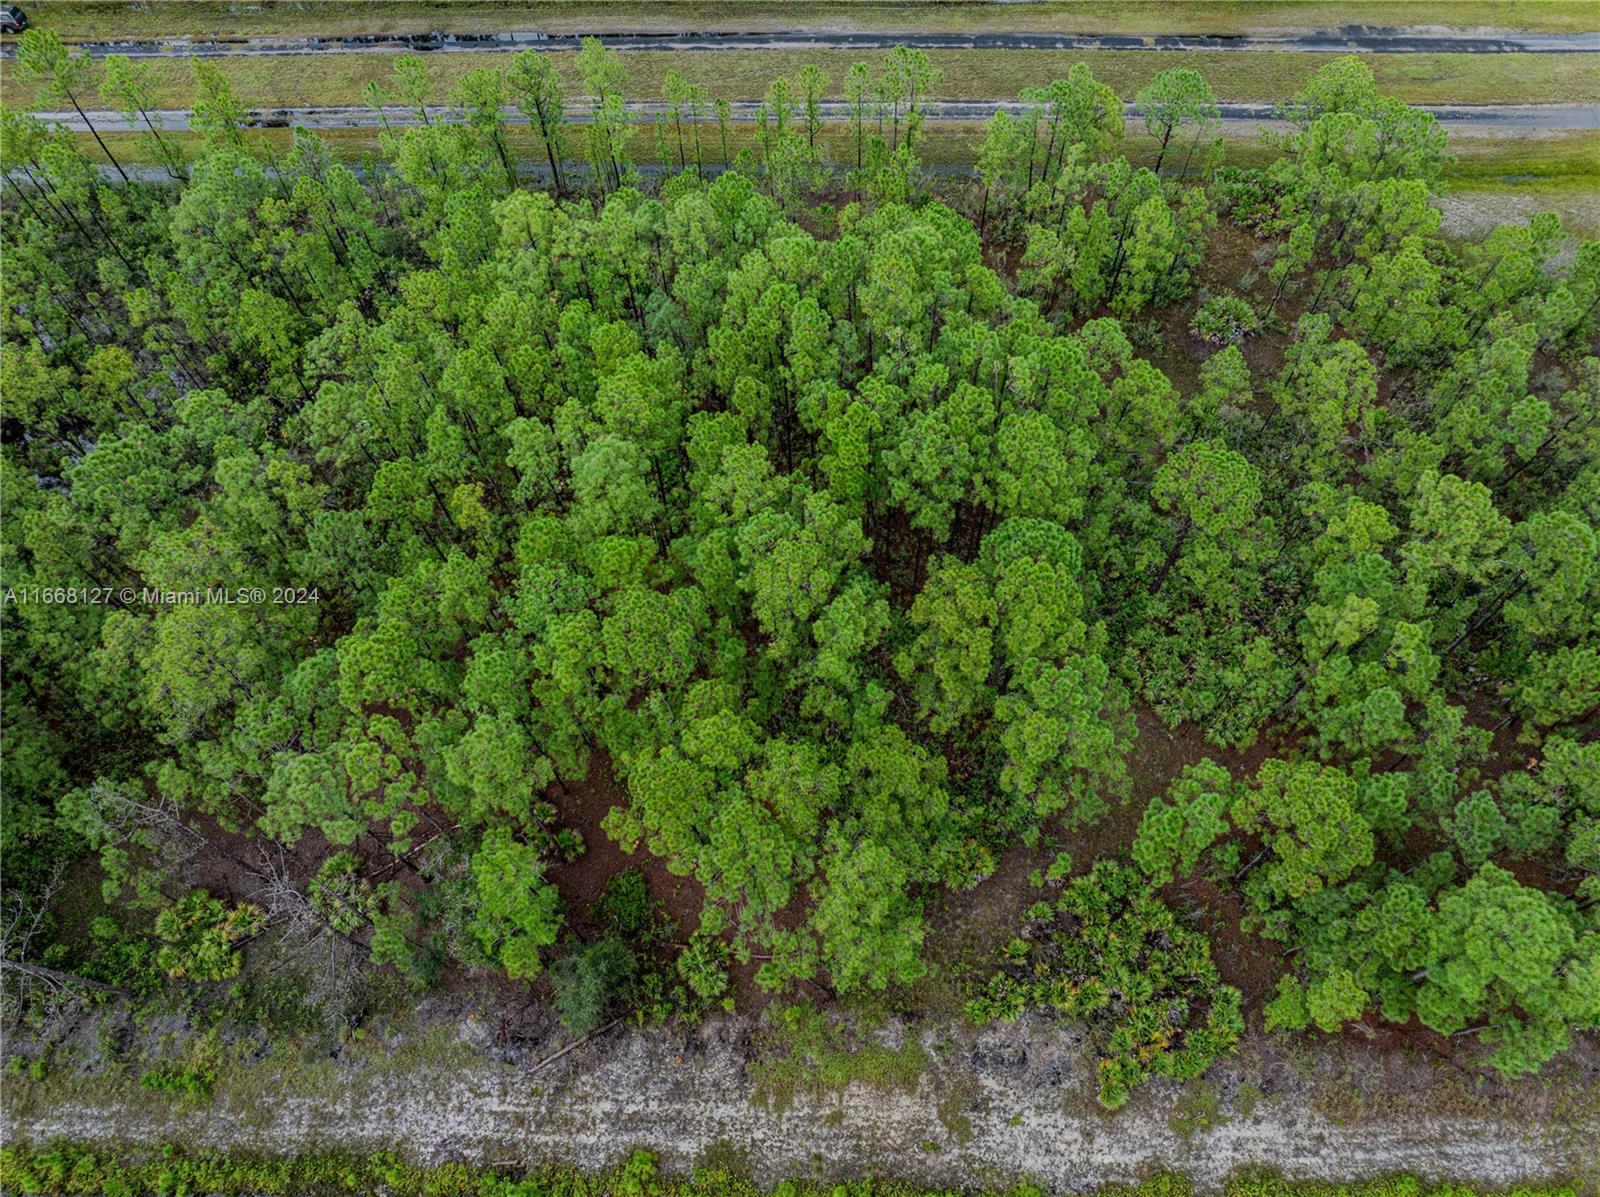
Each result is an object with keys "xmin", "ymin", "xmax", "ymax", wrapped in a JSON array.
[
  {"xmin": 1435, "ymin": 187, "xmax": 1600, "ymax": 238},
  {"xmin": 6, "ymin": 1004, "xmax": 1597, "ymax": 1191}
]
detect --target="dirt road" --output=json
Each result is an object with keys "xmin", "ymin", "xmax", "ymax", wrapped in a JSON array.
[{"xmin": 4, "ymin": 1011, "xmax": 1595, "ymax": 1190}]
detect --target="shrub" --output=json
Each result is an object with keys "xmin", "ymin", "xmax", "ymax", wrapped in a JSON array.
[
  {"xmin": 550, "ymin": 939, "xmax": 637, "ymax": 1036},
  {"xmin": 309, "ymin": 852, "xmax": 376, "ymax": 934},
  {"xmin": 154, "ymin": 892, "xmax": 265, "ymax": 982},
  {"xmin": 967, "ymin": 860, "xmax": 1243, "ymax": 1109},
  {"xmin": 139, "ymin": 1061, "xmax": 216, "ymax": 1103},
  {"xmin": 591, "ymin": 870, "xmax": 665, "ymax": 946},
  {"xmin": 1190, "ymin": 295, "xmax": 1261, "ymax": 345},
  {"xmin": 139, "ymin": 1035, "xmax": 222, "ymax": 1105},
  {"xmin": 1211, "ymin": 165, "xmax": 1277, "ymax": 228},
  {"xmin": 677, "ymin": 929, "xmax": 732, "ymax": 1005}
]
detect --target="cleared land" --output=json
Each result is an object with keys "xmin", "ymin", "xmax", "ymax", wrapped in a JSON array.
[
  {"xmin": 5, "ymin": 1009, "xmax": 1598, "ymax": 1190},
  {"xmin": 9, "ymin": 1, "xmax": 1600, "ymax": 39}
]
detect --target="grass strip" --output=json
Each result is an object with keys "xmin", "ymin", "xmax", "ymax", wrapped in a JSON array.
[
  {"xmin": 0, "ymin": 1141, "xmax": 1586, "ymax": 1197},
  {"xmin": 12, "ymin": 1, "xmax": 1599, "ymax": 40},
  {"xmin": 4, "ymin": 47, "xmax": 1595, "ymax": 110}
]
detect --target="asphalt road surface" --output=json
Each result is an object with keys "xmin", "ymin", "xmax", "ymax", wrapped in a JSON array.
[
  {"xmin": 31, "ymin": 100, "xmax": 1600, "ymax": 134},
  {"xmin": 2, "ymin": 25, "xmax": 1596, "ymax": 59}
]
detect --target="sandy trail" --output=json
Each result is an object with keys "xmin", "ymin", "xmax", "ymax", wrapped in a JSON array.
[{"xmin": 6, "ymin": 1013, "xmax": 1594, "ymax": 1190}]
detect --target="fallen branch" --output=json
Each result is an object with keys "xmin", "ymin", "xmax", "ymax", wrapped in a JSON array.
[
  {"xmin": 366, "ymin": 825, "xmax": 461, "ymax": 881},
  {"xmin": 527, "ymin": 1017, "xmax": 623, "ymax": 1077},
  {"xmin": 1, "ymin": 957, "xmax": 128, "ymax": 997}
]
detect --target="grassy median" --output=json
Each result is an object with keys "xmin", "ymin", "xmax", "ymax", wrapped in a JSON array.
[
  {"xmin": 7, "ymin": 0, "xmax": 1597, "ymax": 40},
  {"xmin": 3, "ymin": 46, "xmax": 1595, "ymax": 110}
]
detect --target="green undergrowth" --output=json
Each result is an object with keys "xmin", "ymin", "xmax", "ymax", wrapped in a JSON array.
[
  {"xmin": 750, "ymin": 1003, "xmax": 929, "ymax": 1110},
  {"xmin": 0, "ymin": 1143, "xmax": 1584, "ymax": 1197},
  {"xmin": 58, "ymin": 124, "xmax": 1600, "ymax": 198}
]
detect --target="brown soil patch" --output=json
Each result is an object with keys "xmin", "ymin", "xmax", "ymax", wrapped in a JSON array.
[
  {"xmin": 153, "ymin": 803, "xmax": 334, "ymax": 910},
  {"xmin": 544, "ymin": 758, "xmax": 820, "ymax": 1013},
  {"xmin": 1163, "ymin": 874, "xmax": 1288, "ymax": 1011},
  {"xmin": 1128, "ymin": 706, "xmax": 1305, "ymax": 1014},
  {"xmin": 723, "ymin": 886, "xmax": 825, "ymax": 1013},
  {"xmin": 917, "ymin": 703, "xmax": 1296, "ymax": 1018},
  {"xmin": 913, "ymin": 833, "xmax": 1060, "ymax": 1019},
  {"xmin": 1355, "ymin": 1015, "xmax": 1462, "ymax": 1066},
  {"xmin": 1127, "ymin": 704, "xmax": 1324, "ymax": 1010},
  {"xmin": 544, "ymin": 753, "xmax": 706, "ymax": 943},
  {"xmin": 1125, "ymin": 704, "xmax": 1292, "ymax": 804},
  {"xmin": 1143, "ymin": 220, "xmax": 1292, "ymax": 394}
]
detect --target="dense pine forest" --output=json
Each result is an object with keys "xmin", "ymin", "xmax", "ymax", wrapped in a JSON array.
[{"xmin": 1, "ymin": 37, "xmax": 1597, "ymax": 1114}]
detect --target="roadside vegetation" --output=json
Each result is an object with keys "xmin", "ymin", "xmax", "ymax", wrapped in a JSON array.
[
  {"xmin": 8, "ymin": 0, "xmax": 1598, "ymax": 40},
  {"xmin": 50, "ymin": 124, "xmax": 1600, "ymax": 235},
  {"xmin": 1, "ymin": 1144, "xmax": 1585, "ymax": 1197},
  {"xmin": 6, "ymin": 47, "xmax": 1595, "ymax": 111},
  {"xmin": 4, "ymin": 29, "xmax": 1593, "ymax": 221},
  {"xmin": 1, "ymin": 22, "xmax": 1596, "ymax": 1181}
]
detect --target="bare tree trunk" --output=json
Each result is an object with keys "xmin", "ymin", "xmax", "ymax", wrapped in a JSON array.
[{"xmin": 2, "ymin": 957, "xmax": 128, "ymax": 997}]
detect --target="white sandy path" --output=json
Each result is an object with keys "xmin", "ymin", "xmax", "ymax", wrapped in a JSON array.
[{"xmin": 5, "ymin": 1015, "xmax": 1593, "ymax": 1190}]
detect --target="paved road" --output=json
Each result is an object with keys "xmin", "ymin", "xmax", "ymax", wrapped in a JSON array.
[
  {"xmin": 2, "ymin": 25, "xmax": 1597, "ymax": 59},
  {"xmin": 30, "ymin": 100, "xmax": 1600, "ymax": 134}
]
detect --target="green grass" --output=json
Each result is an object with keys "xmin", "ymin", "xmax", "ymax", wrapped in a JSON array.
[
  {"xmin": 1432, "ymin": 139, "xmax": 1600, "ymax": 238},
  {"xmin": 2, "ymin": 1142, "xmax": 1586, "ymax": 1197},
  {"xmin": 1169, "ymin": 1079, "xmax": 1227, "ymax": 1140},
  {"xmin": 1445, "ymin": 130, "xmax": 1600, "ymax": 191},
  {"xmin": 749, "ymin": 1003, "xmax": 928, "ymax": 1111},
  {"xmin": 11, "ymin": 0, "xmax": 1597, "ymax": 40},
  {"xmin": 4, "ymin": 47, "xmax": 1593, "ymax": 111}
]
